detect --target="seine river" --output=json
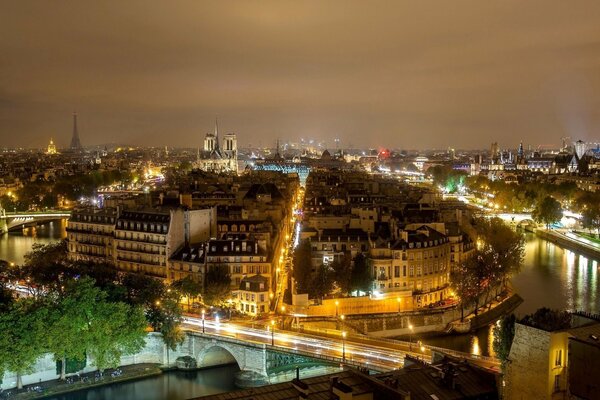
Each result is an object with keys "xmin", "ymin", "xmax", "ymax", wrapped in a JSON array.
[{"xmin": 1, "ymin": 222, "xmax": 599, "ymax": 385}]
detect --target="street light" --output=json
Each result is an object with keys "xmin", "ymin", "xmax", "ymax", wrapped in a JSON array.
[
  {"xmin": 270, "ymin": 319, "xmax": 275, "ymax": 346},
  {"xmin": 408, "ymin": 324, "xmax": 414, "ymax": 351},
  {"xmin": 335, "ymin": 300, "xmax": 339, "ymax": 317},
  {"xmin": 397, "ymin": 297, "xmax": 401, "ymax": 312},
  {"xmin": 342, "ymin": 331, "xmax": 347, "ymax": 362},
  {"xmin": 201, "ymin": 309, "xmax": 205, "ymax": 334}
]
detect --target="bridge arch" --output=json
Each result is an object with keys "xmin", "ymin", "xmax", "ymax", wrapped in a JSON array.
[
  {"xmin": 196, "ymin": 344, "xmax": 242, "ymax": 369},
  {"xmin": 516, "ymin": 218, "xmax": 536, "ymax": 227}
]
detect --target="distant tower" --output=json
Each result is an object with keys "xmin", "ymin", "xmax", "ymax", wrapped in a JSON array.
[
  {"xmin": 490, "ymin": 142, "xmax": 499, "ymax": 163},
  {"xmin": 517, "ymin": 142, "xmax": 524, "ymax": 161},
  {"xmin": 70, "ymin": 112, "xmax": 82, "ymax": 150},
  {"xmin": 203, "ymin": 118, "xmax": 219, "ymax": 152},
  {"xmin": 574, "ymin": 140, "xmax": 587, "ymax": 159}
]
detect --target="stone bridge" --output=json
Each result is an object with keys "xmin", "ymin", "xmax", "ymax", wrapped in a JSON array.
[{"xmin": 122, "ymin": 331, "xmax": 338, "ymax": 387}]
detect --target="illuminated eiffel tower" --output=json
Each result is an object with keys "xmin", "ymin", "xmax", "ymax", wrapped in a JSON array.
[{"xmin": 70, "ymin": 112, "xmax": 82, "ymax": 150}]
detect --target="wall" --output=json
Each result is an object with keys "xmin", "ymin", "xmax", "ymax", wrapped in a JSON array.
[
  {"xmin": 290, "ymin": 294, "xmax": 413, "ymax": 318},
  {"xmin": 504, "ymin": 323, "xmax": 551, "ymax": 400},
  {"xmin": 188, "ymin": 207, "xmax": 217, "ymax": 243}
]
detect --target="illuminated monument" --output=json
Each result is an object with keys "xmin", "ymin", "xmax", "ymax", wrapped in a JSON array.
[
  {"xmin": 195, "ymin": 119, "xmax": 238, "ymax": 173},
  {"xmin": 46, "ymin": 138, "xmax": 58, "ymax": 154}
]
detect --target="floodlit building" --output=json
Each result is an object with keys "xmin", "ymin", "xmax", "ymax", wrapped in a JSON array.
[
  {"xmin": 195, "ymin": 120, "xmax": 238, "ymax": 174},
  {"xmin": 232, "ymin": 274, "xmax": 270, "ymax": 316},
  {"xmin": 67, "ymin": 207, "xmax": 118, "ymax": 263}
]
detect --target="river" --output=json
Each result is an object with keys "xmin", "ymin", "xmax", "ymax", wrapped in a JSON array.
[
  {"xmin": 0, "ymin": 220, "xmax": 67, "ymax": 264},
  {"xmin": 2, "ymin": 224, "xmax": 599, "ymax": 362},
  {"xmin": 422, "ymin": 232, "xmax": 599, "ymax": 356},
  {"xmin": 45, "ymin": 365, "xmax": 239, "ymax": 400}
]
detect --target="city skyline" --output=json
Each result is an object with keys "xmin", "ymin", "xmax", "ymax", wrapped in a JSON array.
[{"xmin": 2, "ymin": 1, "xmax": 600, "ymax": 149}]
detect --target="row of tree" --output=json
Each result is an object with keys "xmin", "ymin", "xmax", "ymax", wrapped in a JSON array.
[
  {"xmin": 451, "ymin": 218, "xmax": 525, "ymax": 321},
  {"xmin": 293, "ymin": 241, "xmax": 373, "ymax": 300},
  {"xmin": 0, "ymin": 241, "xmax": 213, "ymax": 386},
  {"xmin": 0, "ymin": 276, "xmax": 147, "ymax": 388}
]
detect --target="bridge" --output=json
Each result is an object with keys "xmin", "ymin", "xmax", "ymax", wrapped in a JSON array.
[
  {"xmin": 175, "ymin": 317, "xmax": 500, "ymax": 376},
  {"xmin": 0, "ymin": 316, "xmax": 500, "ymax": 390},
  {"xmin": 0, "ymin": 208, "xmax": 71, "ymax": 233},
  {"xmin": 494, "ymin": 213, "xmax": 537, "ymax": 227}
]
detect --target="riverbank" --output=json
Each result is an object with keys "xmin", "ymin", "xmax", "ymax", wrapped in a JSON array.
[
  {"xmin": 0, "ymin": 364, "xmax": 162, "ymax": 400},
  {"xmin": 535, "ymin": 229, "xmax": 600, "ymax": 260}
]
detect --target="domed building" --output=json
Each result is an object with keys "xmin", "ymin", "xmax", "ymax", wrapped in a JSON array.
[{"xmin": 46, "ymin": 138, "xmax": 58, "ymax": 155}]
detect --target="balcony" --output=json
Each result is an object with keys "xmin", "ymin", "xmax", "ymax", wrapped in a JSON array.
[
  {"xmin": 116, "ymin": 236, "xmax": 166, "ymax": 245},
  {"xmin": 376, "ymin": 274, "xmax": 389, "ymax": 281},
  {"xmin": 117, "ymin": 256, "xmax": 164, "ymax": 267},
  {"xmin": 116, "ymin": 246, "xmax": 163, "ymax": 255}
]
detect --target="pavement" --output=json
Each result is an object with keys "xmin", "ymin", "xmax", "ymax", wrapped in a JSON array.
[{"xmin": 1, "ymin": 364, "xmax": 161, "ymax": 399}]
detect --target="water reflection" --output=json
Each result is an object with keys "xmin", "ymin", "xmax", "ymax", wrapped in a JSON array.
[
  {"xmin": 512, "ymin": 233, "xmax": 600, "ymax": 316},
  {"xmin": 471, "ymin": 336, "xmax": 480, "ymax": 356},
  {"xmin": 46, "ymin": 365, "xmax": 239, "ymax": 400},
  {"xmin": 0, "ymin": 219, "xmax": 67, "ymax": 264}
]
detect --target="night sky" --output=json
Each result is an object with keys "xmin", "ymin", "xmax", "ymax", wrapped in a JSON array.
[{"xmin": 2, "ymin": 1, "xmax": 600, "ymax": 149}]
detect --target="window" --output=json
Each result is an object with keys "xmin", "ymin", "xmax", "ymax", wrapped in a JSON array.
[
  {"xmin": 394, "ymin": 266, "xmax": 400, "ymax": 278},
  {"xmin": 554, "ymin": 375, "xmax": 560, "ymax": 392}
]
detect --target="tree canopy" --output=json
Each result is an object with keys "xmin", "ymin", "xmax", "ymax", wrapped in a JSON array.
[{"xmin": 532, "ymin": 196, "xmax": 563, "ymax": 228}]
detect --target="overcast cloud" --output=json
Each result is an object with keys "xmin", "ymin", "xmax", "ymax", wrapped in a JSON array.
[{"xmin": 1, "ymin": 0, "xmax": 600, "ymax": 149}]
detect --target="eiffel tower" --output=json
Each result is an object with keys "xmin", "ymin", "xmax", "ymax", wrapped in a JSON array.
[{"xmin": 70, "ymin": 112, "xmax": 82, "ymax": 150}]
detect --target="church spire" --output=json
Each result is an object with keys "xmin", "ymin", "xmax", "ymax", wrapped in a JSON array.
[{"xmin": 214, "ymin": 117, "xmax": 220, "ymax": 150}]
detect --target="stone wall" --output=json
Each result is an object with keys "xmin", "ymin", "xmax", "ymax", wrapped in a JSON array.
[{"xmin": 504, "ymin": 323, "xmax": 551, "ymax": 400}]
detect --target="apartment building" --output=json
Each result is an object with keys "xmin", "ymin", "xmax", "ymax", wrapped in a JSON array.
[
  {"xmin": 205, "ymin": 234, "xmax": 272, "ymax": 290},
  {"xmin": 369, "ymin": 226, "xmax": 451, "ymax": 307},
  {"xmin": 114, "ymin": 207, "xmax": 216, "ymax": 279},
  {"xmin": 67, "ymin": 207, "xmax": 118, "ymax": 263},
  {"xmin": 232, "ymin": 274, "xmax": 270, "ymax": 316}
]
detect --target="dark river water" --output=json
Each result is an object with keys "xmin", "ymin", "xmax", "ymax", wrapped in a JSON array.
[
  {"xmin": 2, "ymin": 224, "xmax": 599, "ymax": 373},
  {"xmin": 44, "ymin": 365, "xmax": 239, "ymax": 400}
]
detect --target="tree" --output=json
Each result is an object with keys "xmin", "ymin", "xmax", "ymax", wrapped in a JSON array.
[
  {"xmin": 520, "ymin": 307, "xmax": 571, "ymax": 331},
  {"xmin": 532, "ymin": 196, "xmax": 563, "ymax": 229},
  {"xmin": 171, "ymin": 276, "xmax": 202, "ymax": 310},
  {"xmin": 47, "ymin": 278, "xmax": 147, "ymax": 375},
  {"xmin": 581, "ymin": 205, "xmax": 600, "ymax": 237},
  {"xmin": 330, "ymin": 253, "xmax": 352, "ymax": 294},
  {"xmin": 474, "ymin": 217, "xmax": 525, "ymax": 291},
  {"xmin": 146, "ymin": 292, "xmax": 184, "ymax": 366},
  {"xmin": 87, "ymin": 301, "xmax": 147, "ymax": 371},
  {"xmin": 493, "ymin": 314, "xmax": 516, "ymax": 368},
  {"xmin": 293, "ymin": 240, "xmax": 313, "ymax": 294},
  {"xmin": 350, "ymin": 253, "xmax": 373, "ymax": 294},
  {"xmin": 121, "ymin": 272, "xmax": 166, "ymax": 307},
  {"xmin": 17, "ymin": 240, "xmax": 72, "ymax": 297},
  {"xmin": 450, "ymin": 258, "xmax": 480, "ymax": 321},
  {"xmin": 310, "ymin": 264, "xmax": 334, "ymax": 301},
  {"xmin": 203, "ymin": 265, "xmax": 231, "ymax": 306},
  {"xmin": 0, "ymin": 300, "xmax": 49, "ymax": 389}
]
